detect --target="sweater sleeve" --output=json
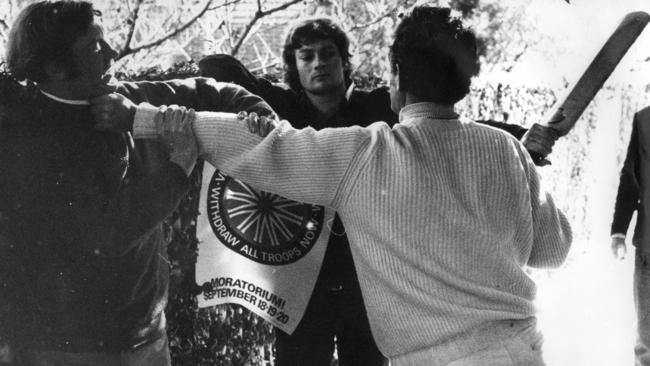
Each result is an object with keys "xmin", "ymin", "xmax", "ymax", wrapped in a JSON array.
[
  {"xmin": 134, "ymin": 105, "xmax": 374, "ymax": 208},
  {"xmin": 523, "ymin": 147, "xmax": 573, "ymax": 268},
  {"xmin": 611, "ymin": 113, "xmax": 641, "ymax": 236}
]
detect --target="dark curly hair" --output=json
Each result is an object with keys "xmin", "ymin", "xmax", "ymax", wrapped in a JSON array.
[
  {"xmin": 6, "ymin": 1, "xmax": 100, "ymax": 83},
  {"xmin": 389, "ymin": 6, "xmax": 480, "ymax": 104},
  {"xmin": 282, "ymin": 18, "xmax": 352, "ymax": 92}
]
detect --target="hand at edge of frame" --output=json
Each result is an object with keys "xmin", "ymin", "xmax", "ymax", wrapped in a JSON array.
[{"xmin": 90, "ymin": 93, "xmax": 137, "ymax": 132}]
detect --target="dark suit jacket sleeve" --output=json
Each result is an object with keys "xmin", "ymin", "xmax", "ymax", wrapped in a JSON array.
[
  {"xmin": 476, "ymin": 120, "xmax": 528, "ymax": 140},
  {"xmin": 611, "ymin": 113, "xmax": 641, "ymax": 236},
  {"xmin": 119, "ymin": 77, "xmax": 276, "ymax": 116},
  {"xmin": 197, "ymin": 57, "xmax": 297, "ymax": 121}
]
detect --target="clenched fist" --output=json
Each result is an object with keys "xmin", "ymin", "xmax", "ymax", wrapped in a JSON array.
[{"xmin": 90, "ymin": 93, "xmax": 138, "ymax": 132}]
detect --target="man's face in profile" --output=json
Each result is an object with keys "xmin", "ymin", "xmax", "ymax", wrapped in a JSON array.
[
  {"xmin": 68, "ymin": 22, "xmax": 118, "ymax": 99},
  {"xmin": 294, "ymin": 39, "xmax": 345, "ymax": 96}
]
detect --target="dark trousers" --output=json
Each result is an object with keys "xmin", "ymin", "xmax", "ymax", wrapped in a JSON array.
[
  {"xmin": 274, "ymin": 216, "xmax": 384, "ymax": 366},
  {"xmin": 274, "ymin": 282, "xmax": 383, "ymax": 366},
  {"xmin": 635, "ymin": 251, "xmax": 650, "ymax": 366}
]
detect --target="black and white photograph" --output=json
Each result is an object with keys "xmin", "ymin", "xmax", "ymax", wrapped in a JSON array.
[{"xmin": 1, "ymin": 0, "xmax": 649, "ymax": 365}]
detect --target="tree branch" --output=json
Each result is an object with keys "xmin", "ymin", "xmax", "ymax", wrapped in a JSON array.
[
  {"xmin": 503, "ymin": 42, "xmax": 529, "ymax": 73},
  {"xmin": 121, "ymin": 0, "xmax": 144, "ymax": 56},
  {"xmin": 259, "ymin": 0, "xmax": 304, "ymax": 17},
  {"xmin": 208, "ymin": 0, "xmax": 242, "ymax": 11},
  {"xmin": 117, "ymin": 0, "xmax": 214, "ymax": 60},
  {"xmin": 350, "ymin": 6, "xmax": 398, "ymax": 31},
  {"xmin": 231, "ymin": 0, "xmax": 303, "ymax": 56},
  {"xmin": 0, "ymin": 18, "xmax": 8, "ymax": 41}
]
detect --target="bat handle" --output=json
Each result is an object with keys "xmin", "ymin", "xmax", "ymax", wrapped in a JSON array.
[
  {"xmin": 524, "ymin": 109, "xmax": 564, "ymax": 166},
  {"xmin": 528, "ymin": 150, "xmax": 551, "ymax": 166}
]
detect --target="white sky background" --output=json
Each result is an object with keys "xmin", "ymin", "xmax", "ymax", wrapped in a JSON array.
[{"xmin": 507, "ymin": 0, "xmax": 650, "ymax": 88}]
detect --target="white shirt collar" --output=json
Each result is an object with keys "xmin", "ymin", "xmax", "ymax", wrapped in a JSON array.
[
  {"xmin": 39, "ymin": 90, "xmax": 90, "ymax": 105},
  {"xmin": 398, "ymin": 102, "xmax": 458, "ymax": 125},
  {"xmin": 344, "ymin": 82, "xmax": 355, "ymax": 101}
]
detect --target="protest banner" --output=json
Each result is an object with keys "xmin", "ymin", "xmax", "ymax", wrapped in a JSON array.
[{"xmin": 196, "ymin": 164, "xmax": 333, "ymax": 333}]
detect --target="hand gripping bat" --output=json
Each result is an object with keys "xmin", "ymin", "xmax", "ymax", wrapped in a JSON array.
[{"xmin": 527, "ymin": 11, "xmax": 650, "ymax": 162}]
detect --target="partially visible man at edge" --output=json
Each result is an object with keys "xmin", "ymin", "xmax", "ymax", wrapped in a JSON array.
[
  {"xmin": 94, "ymin": 6, "xmax": 573, "ymax": 365},
  {"xmin": 0, "ymin": 1, "xmax": 273, "ymax": 365}
]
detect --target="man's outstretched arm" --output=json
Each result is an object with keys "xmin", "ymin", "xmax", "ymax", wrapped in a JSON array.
[
  {"xmin": 137, "ymin": 103, "xmax": 376, "ymax": 209},
  {"xmin": 91, "ymin": 93, "xmax": 376, "ymax": 208}
]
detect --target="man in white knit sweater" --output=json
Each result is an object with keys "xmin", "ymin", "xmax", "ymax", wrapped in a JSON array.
[{"xmin": 93, "ymin": 6, "xmax": 572, "ymax": 365}]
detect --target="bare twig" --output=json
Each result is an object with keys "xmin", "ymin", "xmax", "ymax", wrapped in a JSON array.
[
  {"xmin": 503, "ymin": 42, "xmax": 529, "ymax": 73},
  {"xmin": 259, "ymin": 0, "xmax": 306, "ymax": 18},
  {"xmin": 350, "ymin": 5, "xmax": 399, "ymax": 31},
  {"xmin": 121, "ymin": 0, "xmax": 144, "ymax": 56},
  {"xmin": 117, "ymin": 0, "xmax": 214, "ymax": 60},
  {"xmin": 208, "ymin": 0, "xmax": 242, "ymax": 11},
  {"xmin": 0, "ymin": 18, "xmax": 8, "ymax": 41},
  {"xmin": 231, "ymin": 0, "xmax": 303, "ymax": 56}
]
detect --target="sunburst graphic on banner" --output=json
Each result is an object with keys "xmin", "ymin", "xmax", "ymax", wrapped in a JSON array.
[
  {"xmin": 222, "ymin": 179, "xmax": 312, "ymax": 249},
  {"xmin": 207, "ymin": 170, "xmax": 324, "ymax": 265}
]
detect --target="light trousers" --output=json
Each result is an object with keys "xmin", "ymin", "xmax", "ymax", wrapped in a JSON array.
[{"xmin": 389, "ymin": 317, "xmax": 544, "ymax": 366}]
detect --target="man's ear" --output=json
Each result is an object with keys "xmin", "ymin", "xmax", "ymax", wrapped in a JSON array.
[
  {"xmin": 394, "ymin": 68, "xmax": 401, "ymax": 91},
  {"xmin": 389, "ymin": 65, "xmax": 400, "ymax": 90},
  {"xmin": 44, "ymin": 62, "xmax": 67, "ymax": 81}
]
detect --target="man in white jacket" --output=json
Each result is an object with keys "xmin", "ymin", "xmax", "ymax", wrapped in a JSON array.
[{"xmin": 92, "ymin": 6, "xmax": 571, "ymax": 366}]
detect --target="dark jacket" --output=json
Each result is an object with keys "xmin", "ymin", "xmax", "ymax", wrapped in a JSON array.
[
  {"xmin": 612, "ymin": 106, "xmax": 650, "ymax": 250},
  {"xmin": 0, "ymin": 77, "xmax": 272, "ymax": 352}
]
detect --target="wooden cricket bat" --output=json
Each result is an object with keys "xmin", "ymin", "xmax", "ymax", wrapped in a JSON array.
[{"xmin": 539, "ymin": 11, "xmax": 650, "ymax": 138}]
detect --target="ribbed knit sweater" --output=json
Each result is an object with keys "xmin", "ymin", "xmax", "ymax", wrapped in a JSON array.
[{"xmin": 135, "ymin": 102, "xmax": 572, "ymax": 360}]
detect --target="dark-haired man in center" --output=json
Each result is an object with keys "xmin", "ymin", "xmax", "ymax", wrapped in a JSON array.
[
  {"xmin": 204, "ymin": 18, "xmax": 398, "ymax": 366},
  {"xmin": 265, "ymin": 18, "xmax": 393, "ymax": 366},
  {"xmin": 95, "ymin": 6, "xmax": 573, "ymax": 365}
]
